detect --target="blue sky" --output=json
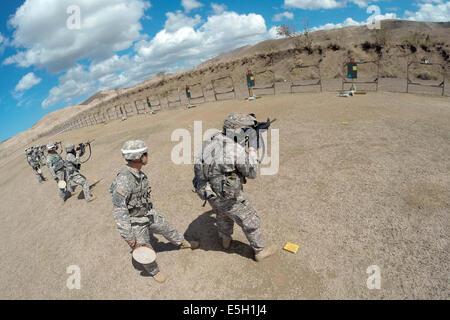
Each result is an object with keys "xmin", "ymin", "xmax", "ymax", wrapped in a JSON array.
[{"xmin": 0, "ymin": 0, "xmax": 449, "ymax": 141}]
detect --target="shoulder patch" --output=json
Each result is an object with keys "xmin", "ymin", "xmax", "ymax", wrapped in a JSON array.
[{"xmin": 116, "ymin": 187, "xmax": 127, "ymax": 197}]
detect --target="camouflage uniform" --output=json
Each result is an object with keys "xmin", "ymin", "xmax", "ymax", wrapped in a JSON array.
[
  {"xmin": 110, "ymin": 165, "xmax": 185, "ymax": 276},
  {"xmin": 46, "ymin": 150, "xmax": 66, "ymax": 200},
  {"xmin": 201, "ymin": 113, "xmax": 266, "ymax": 251},
  {"xmin": 26, "ymin": 150, "xmax": 45, "ymax": 182},
  {"xmin": 65, "ymin": 151, "xmax": 93, "ymax": 201}
]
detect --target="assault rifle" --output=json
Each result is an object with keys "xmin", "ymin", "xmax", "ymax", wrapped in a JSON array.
[
  {"xmin": 248, "ymin": 114, "xmax": 277, "ymax": 149},
  {"xmin": 76, "ymin": 139, "xmax": 95, "ymax": 163}
]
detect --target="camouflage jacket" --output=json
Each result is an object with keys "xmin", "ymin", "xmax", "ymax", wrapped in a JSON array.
[
  {"xmin": 26, "ymin": 155, "xmax": 39, "ymax": 168},
  {"xmin": 201, "ymin": 132, "xmax": 259, "ymax": 200},
  {"xmin": 46, "ymin": 152, "xmax": 65, "ymax": 179},
  {"xmin": 65, "ymin": 152, "xmax": 81, "ymax": 177},
  {"xmin": 110, "ymin": 165, "xmax": 153, "ymax": 241}
]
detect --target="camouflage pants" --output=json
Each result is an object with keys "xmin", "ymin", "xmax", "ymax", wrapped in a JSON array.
[
  {"xmin": 131, "ymin": 209, "xmax": 185, "ymax": 276},
  {"xmin": 55, "ymin": 170, "xmax": 66, "ymax": 200},
  {"xmin": 68, "ymin": 173, "xmax": 92, "ymax": 200},
  {"xmin": 209, "ymin": 193, "xmax": 265, "ymax": 251},
  {"xmin": 32, "ymin": 166, "xmax": 44, "ymax": 182}
]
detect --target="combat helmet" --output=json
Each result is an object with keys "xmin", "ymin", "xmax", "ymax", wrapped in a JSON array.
[
  {"xmin": 121, "ymin": 140, "xmax": 148, "ymax": 161},
  {"xmin": 47, "ymin": 142, "xmax": 56, "ymax": 151},
  {"xmin": 223, "ymin": 113, "xmax": 256, "ymax": 132},
  {"xmin": 65, "ymin": 143, "xmax": 75, "ymax": 152}
]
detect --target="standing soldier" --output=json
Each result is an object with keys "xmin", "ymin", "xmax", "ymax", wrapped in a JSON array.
[
  {"xmin": 146, "ymin": 97, "xmax": 155, "ymax": 115},
  {"xmin": 247, "ymin": 70, "xmax": 256, "ymax": 99},
  {"xmin": 110, "ymin": 140, "xmax": 199, "ymax": 283},
  {"xmin": 25, "ymin": 148, "xmax": 45, "ymax": 183},
  {"xmin": 64, "ymin": 143, "xmax": 95, "ymax": 202},
  {"xmin": 193, "ymin": 113, "xmax": 276, "ymax": 261},
  {"xmin": 46, "ymin": 142, "xmax": 67, "ymax": 201}
]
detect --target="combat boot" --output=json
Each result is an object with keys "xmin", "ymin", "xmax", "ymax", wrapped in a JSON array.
[
  {"xmin": 254, "ymin": 245, "xmax": 277, "ymax": 262},
  {"xmin": 222, "ymin": 237, "xmax": 232, "ymax": 250},
  {"xmin": 179, "ymin": 240, "xmax": 200, "ymax": 250},
  {"xmin": 152, "ymin": 272, "xmax": 167, "ymax": 283}
]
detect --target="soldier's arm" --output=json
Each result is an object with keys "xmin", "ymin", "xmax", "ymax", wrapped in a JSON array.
[
  {"xmin": 235, "ymin": 146, "xmax": 259, "ymax": 179},
  {"xmin": 46, "ymin": 158, "xmax": 57, "ymax": 179},
  {"xmin": 112, "ymin": 176, "xmax": 134, "ymax": 241},
  {"xmin": 66, "ymin": 153, "xmax": 80, "ymax": 166}
]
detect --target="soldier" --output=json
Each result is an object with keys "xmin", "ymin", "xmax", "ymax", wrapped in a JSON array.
[
  {"xmin": 64, "ymin": 143, "xmax": 95, "ymax": 202},
  {"xmin": 26, "ymin": 148, "xmax": 45, "ymax": 183},
  {"xmin": 46, "ymin": 142, "xmax": 67, "ymax": 201},
  {"xmin": 110, "ymin": 140, "xmax": 199, "ymax": 283},
  {"xmin": 194, "ymin": 113, "xmax": 276, "ymax": 261}
]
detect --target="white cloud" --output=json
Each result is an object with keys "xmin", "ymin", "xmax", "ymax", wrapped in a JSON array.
[
  {"xmin": 273, "ymin": 12, "xmax": 294, "ymax": 22},
  {"xmin": 268, "ymin": 26, "xmax": 284, "ymax": 39},
  {"xmin": 348, "ymin": 0, "xmax": 372, "ymax": 8},
  {"xmin": 405, "ymin": 1, "xmax": 450, "ymax": 22},
  {"xmin": 165, "ymin": 11, "xmax": 202, "ymax": 32},
  {"xmin": 284, "ymin": 0, "xmax": 379, "ymax": 9},
  {"xmin": 15, "ymin": 72, "xmax": 42, "ymax": 92},
  {"xmin": 182, "ymin": 0, "xmax": 203, "ymax": 13},
  {"xmin": 284, "ymin": 0, "xmax": 343, "ymax": 10},
  {"xmin": 4, "ymin": 0, "xmax": 150, "ymax": 73},
  {"xmin": 42, "ymin": 9, "xmax": 270, "ymax": 108},
  {"xmin": 211, "ymin": 3, "xmax": 227, "ymax": 15},
  {"xmin": 310, "ymin": 13, "xmax": 398, "ymax": 31},
  {"xmin": 311, "ymin": 17, "xmax": 362, "ymax": 31},
  {"xmin": 311, "ymin": 13, "xmax": 397, "ymax": 31}
]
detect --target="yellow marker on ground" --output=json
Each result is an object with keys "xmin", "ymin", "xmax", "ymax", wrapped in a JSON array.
[
  {"xmin": 283, "ymin": 242, "xmax": 299, "ymax": 254},
  {"xmin": 341, "ymin": 122, "xmax": 349, "ymax": 125}
]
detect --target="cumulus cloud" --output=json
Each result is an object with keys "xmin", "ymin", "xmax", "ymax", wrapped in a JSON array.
[
  {"xmin": 165, "ymin": 11, "xmax": 202, "ymax": 32},
  {"xmin": 284, "ymin": 0, "xmax": 343, "ymax": 10},
  {"xmin": 273, "ymin": 12, "xmax": 294, "ymax": 22},
  {"xmin": 15, "ymin": 72, "xmax": 42, "ymax": 92},
  {"xmin": 42, "ymin": 9, "xmax": 269, "ymax": 108},
  {"xmin": 284, "ymin": 0, "xmax": 379, "ymax": 9},
  {"xmin": 405, "ymin": 0, "xmax": 450, "ymax": 22},
  {"xmin": 310, "ymin": 12, "xmax": 398, "ymax": 31},
  {"xmin": 182, "ymin": 0, "xmax": 203, "ymax": 13},
  {"xmin": 4, "ymin": 0, "xmax": 150, "ymax": 73},
  {"xmin": 211, "ymin": 3, "xmax": 227, "ymax": 15}
]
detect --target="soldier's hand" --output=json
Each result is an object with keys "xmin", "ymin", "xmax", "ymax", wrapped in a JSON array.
[{"xmin": 126, "ymin": 238, "xmax": 137, "ymax": 249}]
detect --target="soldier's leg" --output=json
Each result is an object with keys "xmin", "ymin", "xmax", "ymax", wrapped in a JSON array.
[
  {"xmin": 71, "ymin": 173, "xmax": 92, "ymax": 200},
  {"xmin": 214, "ymin": 208, "xmax": 235, "ymax": 242},
  {"xmin": 56, "ymin": 171, "xmax": 66, "ymax": 200},
  {"xmin": 147, "ymin": 209, "xmax": 184, "ymax": 246},
  {"xmin": 226, "ymin": 195, "xmax": 266, "ymax": 251},
  {"xmin": 131, "ymin": 222, "xmax": 160, "ymax": 276},
  {"xmin": 33, "ymin": 167, "xmax": 44, "ymax": 182}
]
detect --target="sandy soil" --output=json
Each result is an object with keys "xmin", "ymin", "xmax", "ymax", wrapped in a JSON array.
[{"xmin": 0, "ymin": 91, "xmax": 449, "ymax": 299}]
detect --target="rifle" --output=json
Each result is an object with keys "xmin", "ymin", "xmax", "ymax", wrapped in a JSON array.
[
  {"xmin": 76, "ymin": 140, "xmax": 95, "ymax": 163},
  {"xmin": 246, "ymin": 114, "xmax": 277, "ymax": 148},
  {"xmin": 55, "ymin": 141, "xmax": 63, "ymax": 154}
]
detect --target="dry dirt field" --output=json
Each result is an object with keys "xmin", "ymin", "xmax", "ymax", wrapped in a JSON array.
[{"xmin": 0, "ymin": 91, "xmax": 449, "ymax": 299}]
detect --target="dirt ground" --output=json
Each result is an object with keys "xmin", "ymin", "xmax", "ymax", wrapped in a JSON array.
[{"xmin": 0, "ymin": 91, "xmax": 449, "ymax": 299}]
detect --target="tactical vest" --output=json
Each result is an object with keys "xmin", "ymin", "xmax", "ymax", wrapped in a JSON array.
[
  {"xmin": 47, "ymin": 153, "xmax": 65, "ymax": 172},
  {"xmin": 112, "ymin": 167, "xmax": 153, "ymax": 217}
]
